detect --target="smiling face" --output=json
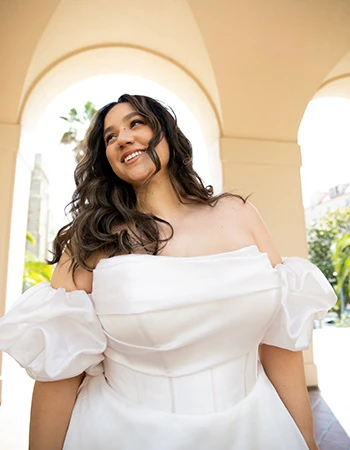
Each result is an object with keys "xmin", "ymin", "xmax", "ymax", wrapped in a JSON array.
[{"xmin": 104, "ymin": 102, "xmax": 170, "ymax": 189}]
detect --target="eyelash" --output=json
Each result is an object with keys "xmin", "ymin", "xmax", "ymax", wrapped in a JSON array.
[
  {"xmin": 131, "ymin": 119, "xmax": 144, "ymax": 127},
  {"xmin": 106, "ymin": 119, "xmax": 145, "ymax": 144}
]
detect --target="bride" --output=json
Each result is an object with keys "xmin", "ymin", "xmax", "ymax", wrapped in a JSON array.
[{"xmin": 0, "ymin": 94, "xmax": 336, "ymax": 449}]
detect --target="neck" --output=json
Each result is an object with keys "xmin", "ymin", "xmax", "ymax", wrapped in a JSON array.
[{"xmin": 135, "ymin": 176, "xmax": 189, "ymax": 221}]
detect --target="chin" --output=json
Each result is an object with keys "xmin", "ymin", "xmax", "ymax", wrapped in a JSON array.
[
  {"xmin": 114, "ymin": 164, "xmax": 165, "ymax": 188},
  {"xmin": 121, "ymin": 173, "xmax": 156, "ymax": 189}
]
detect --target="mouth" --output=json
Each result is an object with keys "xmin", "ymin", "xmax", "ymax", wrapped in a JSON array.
[{"xmin": 122, "ymin": 150, "xmax": 146, "ymax": 163}]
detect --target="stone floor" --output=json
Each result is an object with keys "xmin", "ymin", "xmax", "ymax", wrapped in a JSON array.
[{"xmin": 309, "ymin": 387, "xmax": 350, "ymax": 450}]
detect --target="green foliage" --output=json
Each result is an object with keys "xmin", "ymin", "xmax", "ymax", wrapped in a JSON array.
[
  {"xmin": 307, "ymin": 226, "xmax": 336, "ymax": 287},
  {"xmin": 335, "ymin": 313, "xmax": 350, "ymax": 328},
  {"xmin": 26, "ymin": 231, "xmax": 35, "ymax": 245},
  {"xmin": 23, "ymin": 254, "xmax": 53, "ymax": 289},
  {"xmin": 60, "ymin": 101, "xmax": 97, "ymax": 163},
  {"xmin": 23, "ymin": 233, "xmax": 53, "ymax": 291},
  {"xmin": 332, "ymin": 234, "xmax": 350, "ymax": 296},
  {"xmin": 307, "ymin": 207, "xmax": 350, "ymax": 314}
]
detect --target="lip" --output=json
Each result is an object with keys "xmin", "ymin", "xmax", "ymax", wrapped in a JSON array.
[{"xmin": 121, "ymin": 149, "xmax": 146, "ymax": 163}]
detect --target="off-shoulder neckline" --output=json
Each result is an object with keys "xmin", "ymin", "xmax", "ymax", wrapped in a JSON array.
[{"xmin": 94, "ymin": 244, "xmax": 268, "ymax": 270}]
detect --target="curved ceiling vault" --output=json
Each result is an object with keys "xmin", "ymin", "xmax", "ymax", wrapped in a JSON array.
[
  {"xmin": 188, "ymin": 0, "xmax": 350, "ymax": 142},
  {"xmin": 19, "ymin": 0, "xmax": 221, "ymax": 128},
  {"xmin": 2, "ymin": 0, "xmax": 350, "ymax": 145},
  {"xmin": 0, "ymin": 0, "xmax": 61, "ymax": 123}
]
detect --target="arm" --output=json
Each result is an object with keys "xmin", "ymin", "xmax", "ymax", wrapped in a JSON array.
[
  {"xmin": 29, "ymin": 375, "xmax": 84, "ymax": 450},
  {"xmin": 243, "ymin": 202, "xmax": 317, "ymax": 449},
  {"xmin": 29, "ymin": 251, "xmax": 94, "ymax": 450},
  {"xmin": 259, "ymin": 345, "xmax": 317, "ymax": 450}
]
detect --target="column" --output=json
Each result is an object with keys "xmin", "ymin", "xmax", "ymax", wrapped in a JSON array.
[
  {"xmin": 0, "ymin": 123, "xmax": 21, "ymax": 403},
  {"xmin": 220, "ymin": 136, "xmax": 318, "ymax": 386}
]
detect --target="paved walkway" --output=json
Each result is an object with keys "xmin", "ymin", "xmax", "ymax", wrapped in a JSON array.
[
  {"xmin": 309, "ymin": 388, "xmax": 350, "ymax": 449},
  {"xmin": 0, "ymin": 327, "xmax": 349, "ymax": 449}
]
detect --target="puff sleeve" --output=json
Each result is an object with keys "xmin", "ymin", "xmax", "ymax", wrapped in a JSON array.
[
  {"xmin": 0, "ymin": 282, "xmax": 107, "ymax": 381},
  {"xmin": 261, "ymin": 257, "xmax": 337, "ymax": 351}
]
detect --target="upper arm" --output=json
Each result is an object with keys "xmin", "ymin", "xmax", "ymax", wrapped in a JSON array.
[
  {"xmin": 242, "ymin": 201, "xmax": 282, "ymax": 267},
  {"xmin": 50, "ymin": 251, "xmax": 93, "ymax": 293}
]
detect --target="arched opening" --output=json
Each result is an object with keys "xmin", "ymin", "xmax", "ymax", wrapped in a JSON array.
[{"xmin": 298, "ymin": 80, "xmax": 350, "ymax": 436}]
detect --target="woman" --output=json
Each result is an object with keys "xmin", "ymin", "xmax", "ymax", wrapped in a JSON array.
[{"xmin": 0, "ymin": 94, "xmax": 336, "ymax": 449}]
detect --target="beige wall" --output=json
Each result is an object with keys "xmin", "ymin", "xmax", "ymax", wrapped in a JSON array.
[
  {"xmin": 1, "ymin": 0, "xmax": 350, "ymax": 392},
  {"xmin": 221, "ymin": 137, "xmax": 307, "ymax": 256},
  {"xmin": 19, "ymin": 0, "xmax": 221, "ymax": 123},
  {"xmin": 0, "ymin": 0, "xmax": 60, "ymax": 123},
  {"xmin": 189, "ymin": 0, "xmax": 350, "ymax": 140},
  {"xmin": 0, "ymin": 124, "xmax": 21, "ymax": 317},
  {"xmin": 0, "ymin": 123, "xmax": 21, "ymax": 396}
]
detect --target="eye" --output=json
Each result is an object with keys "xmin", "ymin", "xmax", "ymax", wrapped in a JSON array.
[
  {"xmin": 105, "ymin": 133, "xmax": 117, "ymax": 144},
  {"xmin": 130, "ymin": 119, "xmax": 144, "ymax": 128}
]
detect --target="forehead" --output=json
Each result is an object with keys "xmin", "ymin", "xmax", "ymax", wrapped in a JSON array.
[{"xmin": 104, "ymin": 102, "xmax": 138, "ymax": 128}]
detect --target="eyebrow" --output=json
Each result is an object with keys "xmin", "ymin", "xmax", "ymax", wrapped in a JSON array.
[{"xmin": 103, "ymin": 112, "xmax": 140, "ymax": 137}]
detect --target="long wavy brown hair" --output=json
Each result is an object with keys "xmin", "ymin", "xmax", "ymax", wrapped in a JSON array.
[{"xmin": 49, "ymin": 94, "xmax": 246, "ymax": 276}]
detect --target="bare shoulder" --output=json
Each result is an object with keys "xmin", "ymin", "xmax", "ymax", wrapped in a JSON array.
[
  {"xmin": 243, "ymin": 201, "xmax": 282, "ymax": 266},
  {"xmin": 213, "ymin": 194, "xmax": 252, "ymax": 225},
  {"xmin": 211, "ymin": 194, "xmax": 247, "ymax": 224},
  {"xmin": 216, "ymin": 195, "xmax": 282, "ymax": 267},
  {"xmin": 214, "ymin": 194, "xmax": 246, "ymax": 213},
  {"xmin": 50, "ymin": 251, "xmax": 95, "ymax": 293}
]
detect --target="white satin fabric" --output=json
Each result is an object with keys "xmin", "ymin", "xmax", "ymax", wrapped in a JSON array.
[{"xmin": 0, "ymin": 245, "xmax": 337, "ymax": 449}]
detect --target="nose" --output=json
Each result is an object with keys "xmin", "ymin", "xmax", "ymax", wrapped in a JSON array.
[{"xmin": 117, "ymin": 128, "xmax": 134, "ymax": 148}]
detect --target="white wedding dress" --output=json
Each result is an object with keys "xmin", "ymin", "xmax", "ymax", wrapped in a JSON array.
[{"xmin": 0, "ymin": 245, "xmax": 337, "ymax": 449}]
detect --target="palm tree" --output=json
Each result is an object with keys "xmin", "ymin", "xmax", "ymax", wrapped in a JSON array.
[{"xmin": 60, "ymin": 101, "xmax": 97, "ymax": 163}]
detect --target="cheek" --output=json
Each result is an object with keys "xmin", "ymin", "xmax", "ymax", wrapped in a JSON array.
[
  {"xmin": 105, "ymin": 149, "xmax": 120, "ymax": 174},
  {"xmin": 158, "ymin": 142, "xmax": 170, "ymax": 165},
  {"xmin": 106, "ymin": 146, "xmax": 117, "ymax": 164},
  {"xmin": 105, "ymin": 150, "xmax": 113, "ymax": 167}
]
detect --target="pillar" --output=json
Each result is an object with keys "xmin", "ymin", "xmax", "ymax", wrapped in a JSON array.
[
  {"xmin": 0, "ymin": 123, "xmax": 21, "ymax": 403},
  {"xmin": 221, "ymin": 136, "xmax": 318, "ymax": 386}
]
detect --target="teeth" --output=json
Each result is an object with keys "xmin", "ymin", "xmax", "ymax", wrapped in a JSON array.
[{"xmin": 124, "ymin": 151, "xmax": 143, "ymax": 163}]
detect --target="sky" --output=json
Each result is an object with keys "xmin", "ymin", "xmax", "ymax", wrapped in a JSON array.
[
  {"xmin": 298, "ymin": 97, "xmax": 350, "ymax": 207},
  {"xmin": 31, "ymin": 75, "xmax": 350, "ymax": 235}
]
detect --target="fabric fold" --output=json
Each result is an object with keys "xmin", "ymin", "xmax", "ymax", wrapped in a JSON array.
[
  {"xmin": 0, "ymin": 282, "xmax": 107, "ymax": 381},
  {"xmin": 0, "ymin": 248, "xmax": 337, "ymax": 449},
  {"xmin": 262, "ymin": 257, "xmax": 337, "ymax": 350}
]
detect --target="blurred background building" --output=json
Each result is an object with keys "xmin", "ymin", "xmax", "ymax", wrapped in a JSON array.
[
  {"xmin": 305, "ymin": 182, "xmax": 350, "ymax": 225},
  {"xmin": 25, "ymin": 153, "xmax": 49, "ymax": 260}
]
